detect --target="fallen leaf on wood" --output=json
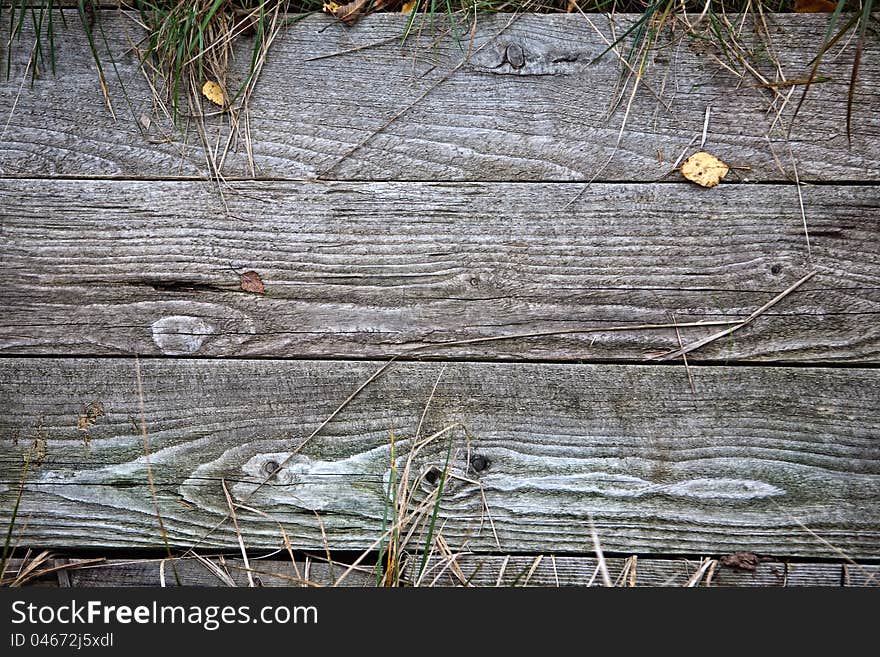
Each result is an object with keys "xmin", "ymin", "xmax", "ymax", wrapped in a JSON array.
[
  {"xmin": 240, "ymin": 270, "xmax": 265, "ymax": 295},
  {"xmin": 681, "ymin": 151, "xmax": 729, "ymax": 188},
  {"xmin": 323, "ymin": 0, "xmax": 369, "ymax": 24},
  {"xmin": 794, "ymin": 0, "xmax": 837, "ymax": 12},
  {"xmin": 720, "ymin": 552, "xmax": 761, "ymax": 571},
  {"xmin": 201, "ymin": 80, "xmax": 225, "ymax": 107}
]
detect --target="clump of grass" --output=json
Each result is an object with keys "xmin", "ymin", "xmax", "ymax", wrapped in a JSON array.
[
  {"xmin": 131, "ymin": 1, "xmax": 289, "ymax": 120},
  {"xmin": 0, "ymin": 439, "xmax": 38, "ymax": 586},
  {"xmin": 374, "ymin": 424, "xmax": 462, "ymax": 587}
]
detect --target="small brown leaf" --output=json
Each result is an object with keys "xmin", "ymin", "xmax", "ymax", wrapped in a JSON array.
[
  {"xmin": 794, "ymin": 0, "xmax": 836, "ymax": 12},
  {"xmin": 401, "ymin": 0, "xmax": 417, "ymax": 12},
  {"xmin": 720, "ymin": 552, "xmax": 761, "ymax": 571},
  {"xmin": 240, "ymin": 270, "xmax": 265, "ymax": 295},
  {"xmin": 680, "ymin": 151, "xmax": 730, "ymax": 188}
]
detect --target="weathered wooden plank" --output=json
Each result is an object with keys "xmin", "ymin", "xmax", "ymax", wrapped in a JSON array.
[
  {"xmin": 5, "ymin": 555, "xmax": 863, "ymax": 587},
  {"xmin": 843, "ymin": 563, "xmax": 880, "ymax": 586},
  {"xmin": 2, "ymin": 179, "xmax": 878, "ymax": 362},
  {"xmin": 2, "ymin": 13, "xmax": 878, "ymax": 181},
  {"xmin": 1, "ymin": 358, "xmax": 878, "ymax": 556}
]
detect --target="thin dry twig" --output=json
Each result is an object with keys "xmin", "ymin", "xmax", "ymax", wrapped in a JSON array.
[
  {"xmin": 774, "ymin": 504, "xmax": 878, "ymax": 585},
  {"xmin": 652, "ymin": 271, "xmax": 817, "ymax": 361},
  {"xmin": 685, "ymin": 558, "xmax": 717, "ymax": 587},
  {"xmin": 221, "ymin": 479, "xmax": 255, "ymax": 587},
  {"xmin": 318, "ymin": 14, "xmax": 518, "ymax": 178},
  {"xmin": 134, "ymin": 357, "xmax": 178, "ymax": 583},
  {"xmin": 523, "ymin": 555, "xmax": 544, "ymax": 587},
  {"xmin": 410, "ymin": 319, "xmax": 739, "ymax": 353},
  {"xmin": 6, "ymin": 551, "xmax": 51, "ymax": 588},
  {"xmin": 313, "ymin": 510, "xmax": 335, "ymax": 584},
  {"xmin": 670, "ymin": 312, "xmax": 696, "ymax": 393},
  {"xmin": 3, "ymin": 557, "xmax": 105, "ymax": 588},
  {"xmin": 589, "ymin": 515, "xmax": 612, "ymax": 587},
  {"xmin": 304, "ymin": 35, "xmax": 400, "ymax": 61},
  {"xmin": 496, "ymin": 555, "xmax": 510, "ymax": 587},
  {"xmin": 192, "ymin": 552, "xmax": 237, "ymax": 586},
  {"xmin": 234, "ymin": 502, "xmax": 303, "ymax": 584}
]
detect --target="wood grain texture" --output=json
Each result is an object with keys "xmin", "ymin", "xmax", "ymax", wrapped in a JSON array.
[
  {"xmin": 2, "ymin": 13, "xmax": 878, "ymax": 181},
  {"xmin": 7, "ymin": 556, "xmax": 872, "ymax": 587},
  {"xmin": 2, "ymin": 179, "xmax": 878, "ymax": 362},
  {"xmin": 1, "ymin": 358, "xmax": 878, "ymax": 556}
]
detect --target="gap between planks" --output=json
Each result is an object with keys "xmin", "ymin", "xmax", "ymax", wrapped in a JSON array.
[{"xmin": 4, "ymin": 556, "xmax": 878, "ymax": 587}]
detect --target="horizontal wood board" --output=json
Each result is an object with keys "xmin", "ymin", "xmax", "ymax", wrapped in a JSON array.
[
  {"xmin": 2, "ymin": 179, "xmax": 878, "ymax": 362},
  {"xmin": 1, "ymin": 358, "xmax": 878, "ymax": 556},
  {"xmin": 1, "ymin": 13, "xmax": 878, "ymax": 182}
]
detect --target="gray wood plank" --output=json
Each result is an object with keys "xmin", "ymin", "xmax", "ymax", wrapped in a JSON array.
[
  {"xmin": 2, "ymin": 179, "xmax": 878, "ymax": 363},
  {"xmin": 2, "ymin": 13, "xmax": 877, "ymax": 181},
  {"xmin": 843, "ymin": 563, "xmax": 880, "ymax": 586},
  {"xmin": 1, "ymin": 358, "xmax": 878, "ymax": 556},
  {"xmin": 4, "ymin": 555, "xmax": 862, "ymax": 586}
]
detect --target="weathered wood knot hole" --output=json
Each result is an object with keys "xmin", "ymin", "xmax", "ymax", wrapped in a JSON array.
[
  {"xmin": 263, "ymin": 460, "xmax": 281, "ymax": 478},
  {"xmin": 770, "ymin": 263, "xmax": 783, "ymax": 275},
  {"xmin": 504, "ymin": 43, "xmax": 525, "ymax": 69},
  {"xmin": 424, "ymin": 466, "xmax": 442, "ymax": 485},
  {"xmin": 469, "ymin": 453, "xmax": 490, "ymax": 473}
]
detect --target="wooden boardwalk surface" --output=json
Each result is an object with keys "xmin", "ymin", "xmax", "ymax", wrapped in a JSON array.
[{"xmin": 1, "ymin": 10, "xmax": 878, "ymax": 585}]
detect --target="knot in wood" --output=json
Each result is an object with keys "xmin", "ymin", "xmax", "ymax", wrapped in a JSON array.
[
  {"xmin": 424, "ymin": 466, "xmax": 442, "ymax": 486},
  {"xmin": 505, "ymin": 43, "xmax": 525, "ymax": 70},
  {"xmin": 470, "ymin": 453, "xmax": 490, "ymax": 473}
]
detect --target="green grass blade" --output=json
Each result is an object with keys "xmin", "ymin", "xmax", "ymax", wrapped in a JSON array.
[
  {"xmin": 401, "ymin": 0, "xmax": 421, "ymax": 45},
  {"xmin": 416, "ymin": 439, "xmax": 453, "ymax": 583},
  {"xmin": 48, "ymin": 0, "xmax": 56, "ymax": 75},
  {"xmin": 376, "ymin": 434, "xmax": 397, "ymax": 586},
  {"xmin": 445, "ymin": 0, "xmax": 464, "ymax": 51},
  {"xmin": 591, "ymin": 0, "xmax": 662, "ymax": 64},
  {"xmin": 77, "ymin": 0, "xmax": 114, "ymax": 117},
  {"xmin": 807, "ymin": 8, "xmax": 858, "ymax": 67},
  {"xmin": 0, "ymin": 454, "xmax": 31, "ymax": 584},
  {"xmin": 30, "ymin": 9, "xmax": 43, "ymax": 84},
  {"xmin": 92, "ymin": 1, "xmax": 139, "ymax": 131},
  {"xmin": 11, "ymin": 0, "xmax": 27, "ymax": 41},
  {"xmin": 226, "ymin": 2, "xmax": 266, "ymax": 108},
  {"xmin": 6, "ymin": 0, "xmax": 29, "ymax": 81},
  {"xmin": 790, "ymin": 0, "xmax": 849, "ymax": 134},
  {"xmin": 846, "ymin": 0, "xmax": 873, "ymax": 142},
  {"xmin": 199, "ymin": 0, "xmax": 226, "ymax": 35}
]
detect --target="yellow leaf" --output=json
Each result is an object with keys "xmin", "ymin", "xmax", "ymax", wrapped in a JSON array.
[
  {"xmin": 322, "ymin": 0, "xmax": 341, "ymax": 14},
  {"xmin": 680, "ymin": 151, "xmax": 729, "ymax": 188},
  {"xmin": 201, "ymin": 80, "xmax": 225, "ymax": 107},
  {"xmin": 401, "ymin": 0, "xmax": 417, "ymax": 12}
]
